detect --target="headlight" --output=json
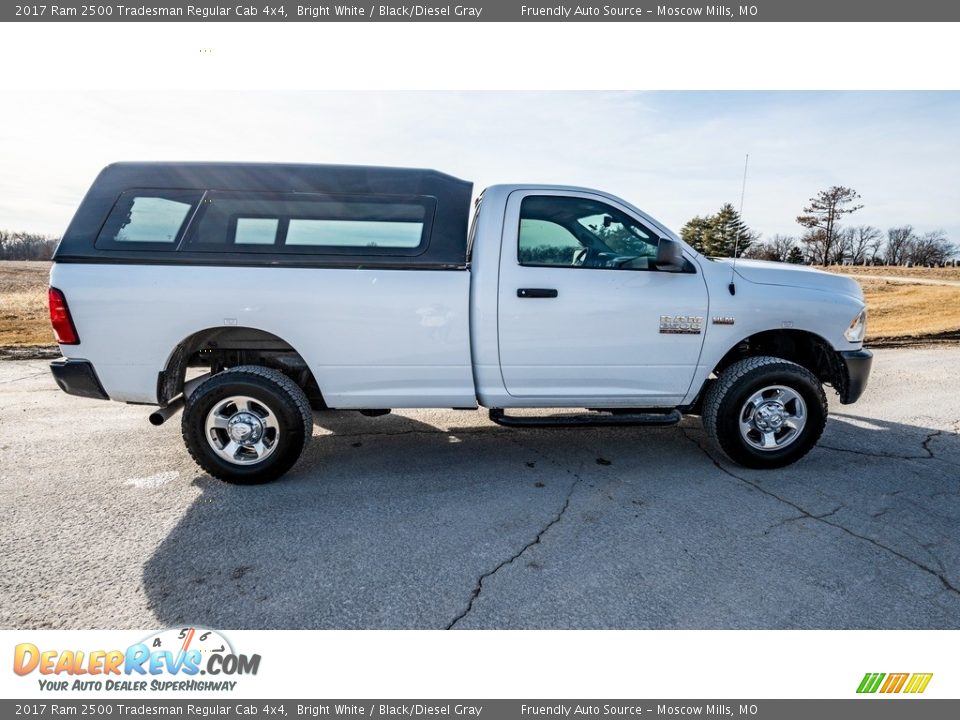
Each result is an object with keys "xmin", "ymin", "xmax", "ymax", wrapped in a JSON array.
[{"xmin": 844, "ymin": 309, "xmax": 867, "ymax": 343}]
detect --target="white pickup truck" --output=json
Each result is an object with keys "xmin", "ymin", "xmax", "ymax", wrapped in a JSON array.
[{"xmin": 48, "ymin": 162, "xmax": 872, "ymax": 483}]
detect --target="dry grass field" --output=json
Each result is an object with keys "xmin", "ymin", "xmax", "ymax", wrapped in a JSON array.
[
  {"xmin": 819, "ymin": 265, "xmax": 960, "ymax": 344},
  {"xmin": 856, "ymin": 279, "xmax": 960, "ymax": 340},
  {"xmin": 1, "ymin": 261, "xmax": 959, "ymax": 356},
  {"xmin": 826, "ymin": 265, "xmax": 960, "ymax": 282},
  {"xmin": 0, "ymin": 261, "xmax": 51, "ymax": 348}
]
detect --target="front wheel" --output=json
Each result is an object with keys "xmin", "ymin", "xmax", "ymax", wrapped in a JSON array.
[
  {"xmin": 182, "ymin": 365, "xmax": 313, "ymax": 484},
  {"xmin": 702, "ymin": 356, "xmax": 827, "ymax": 469}
]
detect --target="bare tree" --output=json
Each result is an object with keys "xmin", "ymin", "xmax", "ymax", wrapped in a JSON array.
[
  {"xmin": 835, "ymin": 228, "xmax": 855, "ymax": 264},
  {"xmin": 799, "ymin": 228, "xmax": 829, "ymax": 265},
  {"xmin": 932, "ymin": 232, "xmax": 958, "ymax": 264},
  {"xmin": 908, "ymin": 230, "xmax": 956, "ymax": 266},
  {"xmin": 767, "ymin": 234, "xmax": 798, "ymax": 262},
  {"xmin": 840, "ymin": 225, "xmax": 881, "ymax": 265},
  {"xmin": 796, "ymin": 186, "xmax": 863, "ymax": 265},
  {"xmin": 0, "ymin": 230, "xmax": 59, "ymax": 260},
  {"xmin": 884, "ymin": 226, "xmax": 916, "ymax": 266},
  {"xmin": 743, "ymin": 234, "xmax": 797, "ymax": 262},
  {"xmin": 867, "ymin": 229, "xmax": 886, "ymax": 265},
  {"xmin": 742, "ymin": 243, "xmax": 777, "ymax": 261}
]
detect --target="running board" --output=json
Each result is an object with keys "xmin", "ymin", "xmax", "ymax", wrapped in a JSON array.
[{"xmin": 488, "ymin": 408, "xmax": 682, "ymax": 428}]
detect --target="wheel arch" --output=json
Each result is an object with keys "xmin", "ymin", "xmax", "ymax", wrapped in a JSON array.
[
  {"xmin": 688, "ymin": 328, "xmax": 846, "ymax": 413},
  {"xmin": 716, "ymin": 328, "xmax": 840, "ymax": 378},
  {"xmin": 157, "ymin": 326, "xmax": 326, "ymax": 409}
]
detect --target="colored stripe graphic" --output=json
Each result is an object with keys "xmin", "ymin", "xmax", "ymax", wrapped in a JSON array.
[
  {"xmin": 880, "ymin": 673, "xmax": 909, "ymax": 693},
  {"xmin": 904, "ymin": 673, "xmax": 934, "ymax": 694},
  {"xmin": 857, "ymin": 673, "xmax": 885, "ymax": 693},
  {"xmin": 857, "ymin": 672, "xmax": 933, "ymax": 694}
]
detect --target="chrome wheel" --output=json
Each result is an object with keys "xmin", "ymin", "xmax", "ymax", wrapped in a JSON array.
[
  {"xmin": 738, "ymin": 385, "xmax": 807, "ymax": 452},
  {"xmin": 204, "ymin": 395, "xmax": 280, "ymax": 465}
]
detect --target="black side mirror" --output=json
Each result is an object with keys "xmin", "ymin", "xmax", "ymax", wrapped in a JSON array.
[{"xmin": 655, "ymin": 237, "xmax": 686, "ymax": 272}]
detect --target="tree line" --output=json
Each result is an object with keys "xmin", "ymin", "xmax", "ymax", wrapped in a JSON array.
[
  {"xmin": 0, "ymin": 230, "xmax": 59, "ymax": 261},
  {"xmin": 4, "ymin": 187, "xmax": 958, "ymax": 267},
  {"xmin": 681, "ymin": 186, "xmax": 957, "ymax": 266}
]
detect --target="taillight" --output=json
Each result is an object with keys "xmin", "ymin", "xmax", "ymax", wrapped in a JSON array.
[{"xmin": 48, "ymin": 287, "xmax": 79, "ymax": 345}]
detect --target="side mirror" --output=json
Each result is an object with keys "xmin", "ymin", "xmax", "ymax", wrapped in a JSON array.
[{"xmin": 655, "ymin": 237, "xmax": 686, "ymax": 272}]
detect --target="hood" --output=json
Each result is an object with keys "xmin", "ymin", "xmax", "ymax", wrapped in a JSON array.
[{"xmin": 720, "ymin": 259, "xmax": 864, "ymax": 299}]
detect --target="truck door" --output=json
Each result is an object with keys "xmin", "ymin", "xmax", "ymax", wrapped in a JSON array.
[{"xmin": 496, "ymin": 190, "xmax": 709, "ymax": 405}]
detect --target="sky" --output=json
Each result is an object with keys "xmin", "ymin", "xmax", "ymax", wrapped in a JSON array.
[{"xmin": 0, "ymin": 91, "xmax": 957, "ymax": 241}]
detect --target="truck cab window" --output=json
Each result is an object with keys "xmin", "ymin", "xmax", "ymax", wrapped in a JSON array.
[
  {"xmin": 518, "ymin": 195, "xmax": 660, "ymax": 270},
  {"xmin": 518, "ymin": 219, "xmax": 582, "ymax": 266}
]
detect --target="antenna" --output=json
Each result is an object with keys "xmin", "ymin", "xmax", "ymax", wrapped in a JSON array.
[{"xmin": 729, "ymin": 153, "xmax": 749, "ymax": 296}]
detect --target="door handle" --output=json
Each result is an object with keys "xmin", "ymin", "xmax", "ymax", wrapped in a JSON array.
[{"xmin": 517, "ymin": 288, "xmax": 558, "ymax": 298}]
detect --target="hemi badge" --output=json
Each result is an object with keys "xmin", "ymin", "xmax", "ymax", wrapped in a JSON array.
[{"xmin": 712, "ymin": 316, "xmax": 735, "ymax": 325}]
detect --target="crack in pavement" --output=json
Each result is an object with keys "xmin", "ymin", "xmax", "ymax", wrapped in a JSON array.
[
  {"xmin": 876, "ymin": 516, "xmax": 950, "ymax": 576},
  {"xmin": 680, "ymin": 429, "xmax": 960, "ymax": 597},
  {"xmin": 445, "ymin": 436, "xmax": 585, "ymax": 629},
  {"xmin": 0, "ymin": 370, "xmax": 50, "ymax": 385},
  {"xmin": 820, "ymin": 429, "xmax": 941, "ymax": 460},
  {"xmin": 818, "ymin": 444, "xmax": 927, "ymax": 460},
  {"xmin": 922, "ymin": 430, "xmax": 943, "ymax": 457},
  {"xmin": 819, "ymin": 429, "xmax": 960, "ymax": 469},
  {"xmin": 763, "ymin": 505, "xmax": 843, "ymax": 534}
]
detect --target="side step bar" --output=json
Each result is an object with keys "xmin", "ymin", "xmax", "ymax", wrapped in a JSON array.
[{"xmin": 488, "ymin": 408, "xmax": 682, "ymax": 428}]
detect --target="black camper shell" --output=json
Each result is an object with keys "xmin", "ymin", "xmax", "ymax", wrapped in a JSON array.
[{"xmin": 54, "ymin": 162, "xmax": 474, "ymax": 270}]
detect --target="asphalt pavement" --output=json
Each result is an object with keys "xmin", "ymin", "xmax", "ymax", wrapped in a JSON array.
[{"xmin": 1, "ymin": 348, "xmax": 958, "ymax": 629}]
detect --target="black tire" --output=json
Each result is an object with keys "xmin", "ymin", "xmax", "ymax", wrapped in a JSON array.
[
  {"xmin": 182, "ymin": 365, "xmax": 312, "ymax": 484},
  {"xmin": 702, "ymin": 356, "xmax": 827, "ymax": 469}
]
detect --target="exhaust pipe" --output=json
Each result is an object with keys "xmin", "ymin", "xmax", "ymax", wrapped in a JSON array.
[
  {"xmin": 148, "ymin": 372, "xmax": 212, "ymax": 426},
  {"xmin": 148, "ymin": 399, "xmax": 183, "ymax": 426}
]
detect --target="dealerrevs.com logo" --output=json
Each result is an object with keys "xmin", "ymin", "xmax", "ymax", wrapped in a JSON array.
[
  {"xmin": 13, "ymin": 627, "xmax": 260, "ymax": 692},
  {"xmin": 857, "ymin": 672, "xmax": 933, "ymax": 694}
]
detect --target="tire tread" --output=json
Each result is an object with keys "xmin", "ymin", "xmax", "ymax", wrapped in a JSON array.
[
  {"xmin": 703, "ymin": 355, "xmax": 827, "ymax": 468},
  {"xmin": 181, "ymin": 365, "xmax": 312, "ymax": 483}
]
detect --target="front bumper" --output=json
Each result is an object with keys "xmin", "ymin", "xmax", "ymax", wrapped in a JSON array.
[
  {"xmin": 836, "ymin": 348, "xmax": 873, "ymax": 404},
  {"xmin": 50, "ymin": 358, "xmax": 109, "ymax": 400}
]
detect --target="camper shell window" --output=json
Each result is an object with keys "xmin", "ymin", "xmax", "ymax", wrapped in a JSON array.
[
  {"xmin": 184, "ymin": 191, "xmax": 435, "ymax": 255},
  {"xmin": 95, "ymin": 190, "xmax": 203, "ymax": 250}
]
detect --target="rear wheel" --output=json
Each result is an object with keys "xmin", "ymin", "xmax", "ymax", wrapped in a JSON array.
[
  {"xmin": 702, "ymin": 356, "xmax": 827, "ymax": 469},
  {"xmin": 182, "ymin": 365, "xmax": 312, "ymax": 484}
]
